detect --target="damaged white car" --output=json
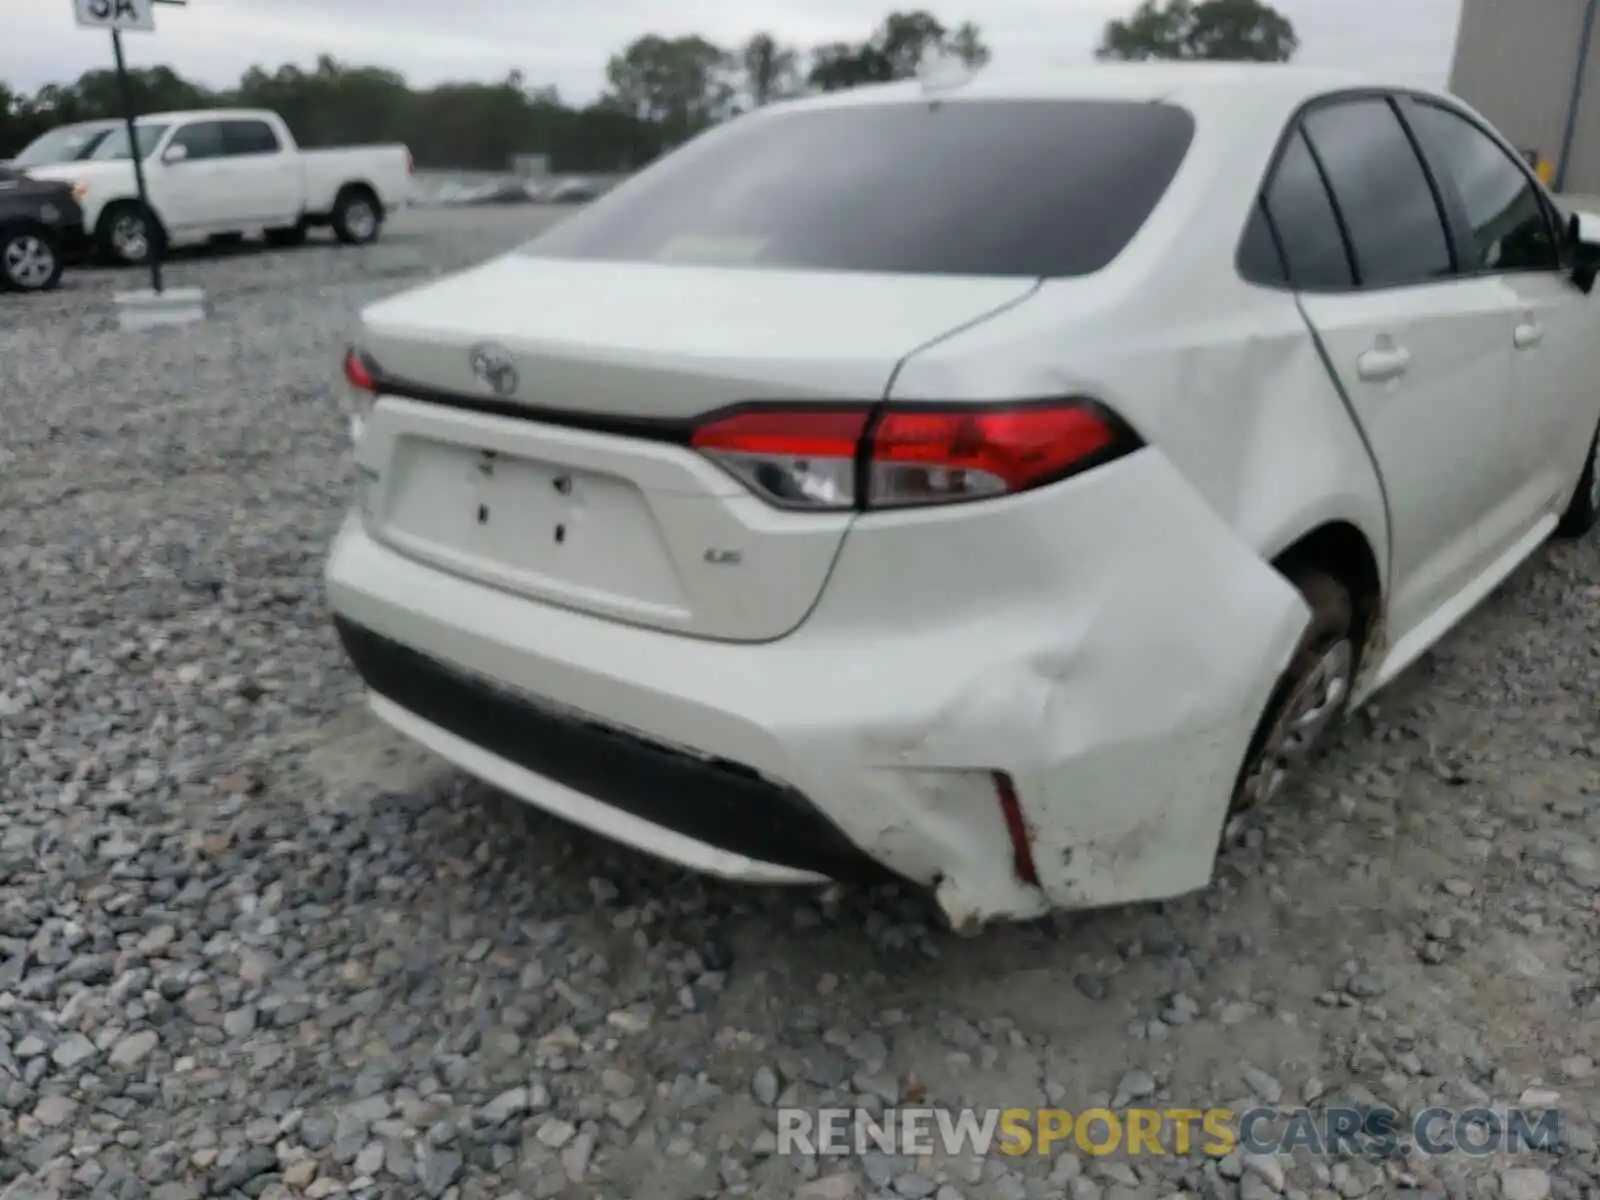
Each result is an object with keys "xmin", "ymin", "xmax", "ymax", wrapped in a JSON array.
[{"xmin": 325, "ymin": 63, "xmax": 1600, "ymax": 930}]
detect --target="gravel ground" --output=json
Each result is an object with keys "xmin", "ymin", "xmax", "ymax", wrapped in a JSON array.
[{"xmin": 2, "ymin": 205, "xmax": 1599, "ymax": 1200}]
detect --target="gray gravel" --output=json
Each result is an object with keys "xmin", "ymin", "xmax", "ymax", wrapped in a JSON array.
[{"xmin": 2, "ymin": 206, "xmax": 1599, "ymax": 1200}]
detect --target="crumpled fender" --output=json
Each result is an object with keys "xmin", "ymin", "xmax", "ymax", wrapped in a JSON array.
[{"xmin": 808, "ymin": 446, "xmax": 1311, "ymax": 922}]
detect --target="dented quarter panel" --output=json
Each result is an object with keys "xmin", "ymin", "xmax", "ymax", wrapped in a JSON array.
[
  {"xmin": 800, "ymin": 448, "xmax": 1309, "ymax": 915},
  {"xmin": 864, "ymin": 170, "xmax": 1386, "ymax": 916},
  {"xmin": 887, "ymin": 252, "xmax": 1390, "ymax": 603}
]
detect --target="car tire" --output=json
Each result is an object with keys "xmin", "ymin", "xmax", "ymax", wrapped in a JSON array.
[
  {"xmin": 1228, "ymin": 567, "xmax": 1357, "ymax": 824},
  {"xmin": 265, "ymin": 223, "xmax": 308, "ymax": 249},
  {"xmin": 1556, "ymin": 422, "xmax": 1600, "ymax": 538},
  {"xmin": 331, "ymin": 188, "xmax": 382, "ymax": 246},
  {"xmin": 0, "ymin": 224, "xmax": 64, "ymax": 293},
  {"xmin": 97, "ymin": 202, "xmax": 162, "ymax": 267}
]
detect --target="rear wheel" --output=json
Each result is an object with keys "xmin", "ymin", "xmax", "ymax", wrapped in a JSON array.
[
  {"xmin": 0, "ymin": 224, "xmax": 63, "ymax": 293},
  {"xmin": 1229, "ymin": 568, "xmax": 1356, "ymax": 822},
  {"xmin": 1556, "ymin": 422, "xmax": 1600, "ymax": 538},
  {"xmin": 332, "ymin": 188, "xmax": 382, "ymax": 245},
  {"xmin": 97, "ymin": 202, "xmax": 162, "ymax": 267}
]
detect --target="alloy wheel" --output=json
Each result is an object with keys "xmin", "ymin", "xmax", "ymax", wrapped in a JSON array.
[
  {"xmin": 344, "ymin": 201, "xmax": 377, "ymax": 241},
  {"xmin": 112, "ymin": 215, "xmax": 149, "ymax": 263},
  {"xmin": 4, "ymin": 235, "xmax": 56, "ymax": 290},
  {"xmin": 1235, "ymin": 637, "xmax": 1353, "ymax": 812}
]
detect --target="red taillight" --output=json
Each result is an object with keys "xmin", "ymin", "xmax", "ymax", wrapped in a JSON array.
[
  {"xmin": 689, "ymin": 408, "xmax": 868, "ymax": 459},
  {"xmin": 690, "ymin": 408, "xmax": 868, "ymax": 510},
  {"xmin": 869, "ymin": 405, "xmax": 1122, "ymax": 507},
  {"xmin": 688, "ymin": 400, "xmax": 1138, "ymax": 511},
  {"xmin": 343, "ymin": 347, "xmax": 376, "ymax": 392}
]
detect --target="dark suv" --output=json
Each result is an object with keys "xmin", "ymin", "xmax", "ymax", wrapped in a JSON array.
[{"xmin": 0, "ymin": 166, "xmax": 88, "ymax": 294}]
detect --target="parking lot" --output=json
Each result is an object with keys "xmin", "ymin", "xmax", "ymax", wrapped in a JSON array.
[{"xmin": 1, "ymin": 204, "xmax": 1598, "ymax": 1200}]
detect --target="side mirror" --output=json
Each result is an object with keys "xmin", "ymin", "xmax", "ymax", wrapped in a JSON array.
[
  {"xmin": 161, "ymin": 143, "xmax": 188, "ymax": 165},
  {"xmin": 1568, "ymin": 210, "xmax": 1600, "ymax": 294}
]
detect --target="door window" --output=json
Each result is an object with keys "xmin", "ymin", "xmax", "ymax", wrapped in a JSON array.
[
  {"xmin": 1302, "ymin": 99, "xmax": 1455, "ymax": 288},
  {"xmin": 222, "ymin": 120, "xmax": 283, "ymax": 158},
  {"xmin": 168, "ymin": 122, "xmax": 226, "ymax": 162},
  {"xmin": 1405, "ymin": 101, "xmax": 1560, "ymax": 273}
]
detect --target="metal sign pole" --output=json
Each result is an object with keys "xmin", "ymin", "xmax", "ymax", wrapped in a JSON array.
[
  {"xmin": 109, "ymin": 25, "xmax": 161, "ymax": 294},
  {"xmin": 1558, "ymin": 0, "xmax": 1600, "ymax": 194},
  {"xmin": 77, "ymin": 0, "xmax": 203, "ymax": 328}
]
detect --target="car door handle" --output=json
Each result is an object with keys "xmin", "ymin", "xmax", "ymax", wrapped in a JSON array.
[
  {"xmin": 1513, "ymin": 321, "xmax": 1544, "ymax": 350},
  {"xmin": 1356, "ymin": 345, "xmax": 1410, "ymax": 382}
]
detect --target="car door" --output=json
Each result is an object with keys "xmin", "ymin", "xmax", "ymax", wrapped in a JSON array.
[
  {"xmin": 156, "ymin": 120, "xmax": 231, "ymax": 231},
  {"xmin": 1284, "ymin": 95, "xmax": 1515, "ymax": 645},
  {"xmin": 1401, "ymin": 96, "xmax": 1600, "ymax": 554},
  {"xmin": 219, "ymin": 119, "xmax": 302, "ymax": 228}
]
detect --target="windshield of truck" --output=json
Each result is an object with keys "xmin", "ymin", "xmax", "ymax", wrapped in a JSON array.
[
  {"xmin": 88, "ymin": 123, "xmax": 171, "ymax": 162},
  {"xmin": 12, "ymin": 124, "xmax": 115, "ymax": 167}
]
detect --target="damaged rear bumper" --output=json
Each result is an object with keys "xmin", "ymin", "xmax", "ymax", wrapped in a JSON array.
[
  {"xmin": 325, "ymin": 447, "xmax": 1308, "ymax": 928},
  {"xmin": 333, "ymin": 615, "xmax": 892, "ymax": 884}
]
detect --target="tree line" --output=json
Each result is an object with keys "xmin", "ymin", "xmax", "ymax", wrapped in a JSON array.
[{"xmin": 0, "ymin": 0, "xmax": 1295, "ymax": 173}]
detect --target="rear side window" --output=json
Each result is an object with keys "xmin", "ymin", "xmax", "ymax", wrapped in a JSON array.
[
  {"xmin": 1258, "ymin": 130, "xmax": 1353, "ymax": 289},
  {"xmin": 522, "ymin": 100, "xmax": 1197, "ymax": 278},
  {"xmin": 1405, "ymin": 102, "xmax": 1559, "ymax": 272},
  {"xmin": 222, "ymin": 120, "xmax": 281, "ymax": 156},
  {"xmin": 1302, "ymin": 99, "xmax": 1454, "ymax": 288},
  {"xmin": 1238, "ymin": 201, "xmax": 1288, "ymax": 284}
]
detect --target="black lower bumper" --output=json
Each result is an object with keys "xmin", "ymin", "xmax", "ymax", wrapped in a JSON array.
[{"xmin": 332, "ymin": 618, "xmax": 889, "ymax": 882}]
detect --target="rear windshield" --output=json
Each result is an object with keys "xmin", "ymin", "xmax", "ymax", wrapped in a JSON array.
[{"xmin": 520, "ymin": 98, "xmax": 1196, "ymax": 278}]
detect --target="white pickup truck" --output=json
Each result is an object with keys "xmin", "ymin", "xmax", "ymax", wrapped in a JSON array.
[{"xmin": 26, "ymin": 109, "xmax": 412, "ymax": 265}]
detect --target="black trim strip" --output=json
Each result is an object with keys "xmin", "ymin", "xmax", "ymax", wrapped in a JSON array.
[
  {"xmin": 334, "ymin": 618, "xmax": 894, "ymax": 883},
  {"xmin": 358, "ymin": 351, "xmax": 698, "ymax": 444},
  {"xmin": 1256, "ymin": 196, "xmax": 1293, "ymax": 285},
  {"xmin": 1297, "ymin": 126, "xmax": 1363, "ymax": 289},
  {"xmin": 1387, "ymin": 94, "xmax": 1462, "ymax": 277}
]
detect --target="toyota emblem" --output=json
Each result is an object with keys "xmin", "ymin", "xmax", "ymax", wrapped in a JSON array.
[{"xmin": 469, "ymin": 343, "xmax": 519, "ymax": 397}]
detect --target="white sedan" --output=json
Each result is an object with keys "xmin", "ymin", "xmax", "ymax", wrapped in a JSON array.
[{"xmin": 325, "ymin": 63, "xmax": 1600, "ymax": 930}]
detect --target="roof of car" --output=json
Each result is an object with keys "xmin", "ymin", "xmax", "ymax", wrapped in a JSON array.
[
  {"xmin": 780, "ymin": 62, "xmax": 1440, "ymax": 115},
  {"xmin": 133, "ymin": 108, "xmax": 281, "ymax": 124}
]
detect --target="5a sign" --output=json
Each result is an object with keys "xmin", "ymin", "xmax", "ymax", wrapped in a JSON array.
[{"xmin": 73, "ymin": 0, "xmax": 156, "ymax": 32}]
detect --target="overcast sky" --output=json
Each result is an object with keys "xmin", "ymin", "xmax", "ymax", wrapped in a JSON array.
[{"xmin": 0, "ymin": 0, "xmax": 1464, "ymax": 102}]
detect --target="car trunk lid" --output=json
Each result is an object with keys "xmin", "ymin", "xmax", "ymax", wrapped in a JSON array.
[{"xmin": 354, "ymin": 254, "xmax": 1038, "ymax": 641}]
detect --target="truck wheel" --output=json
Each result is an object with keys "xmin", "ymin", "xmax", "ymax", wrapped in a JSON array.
[
  {"xmin": 97, "ymin": 202, "xmax": 162, "ymax": 267},
  {"xmin": 1556, "ymin": 421, "xmax": 1600, "ymax": 538},
  {"xmin": 0, "ymin": 224, "xmax": 64, "ymax": 293},
  {"xmin": 1229, "ymin": 568, "xmax": 1356, "ymax": 820},
  {"xmin": 332, "ymin": 188, "xmax": 382, "ymax": 246}
]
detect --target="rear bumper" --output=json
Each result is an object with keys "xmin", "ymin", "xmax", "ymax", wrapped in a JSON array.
[
  {"xmin": 334, "ymin": 616, "xmax": 888, "ymax": 883},
  {"xmin": 325, "ymin": 448, "xmax": 1309, "ymax": 927}
]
